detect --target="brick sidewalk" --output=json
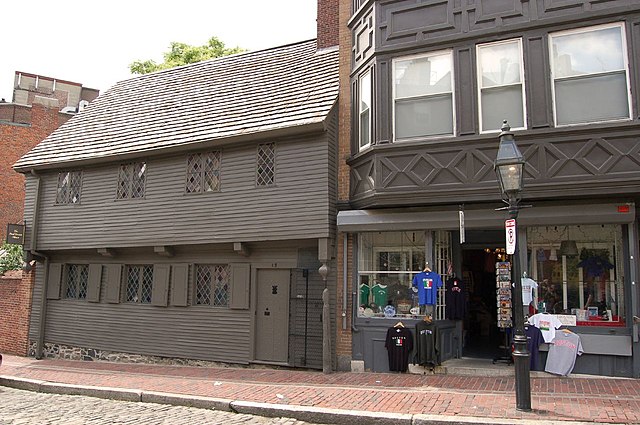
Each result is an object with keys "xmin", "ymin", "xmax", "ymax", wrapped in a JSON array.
[{"xmin": 1, "ymin": 354, "xmax": 638, "ymax": 424}]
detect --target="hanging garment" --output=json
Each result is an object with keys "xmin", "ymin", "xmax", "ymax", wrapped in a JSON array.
[
  {"xmin": 445, "ymin": 276, "xmax": 466, "ymax": 320},
  {"xmin": 529, "ymin": 312, "xmax": 563, "ymax": 343},
  {"xmin": 415, "ymin": 320, "xmax": 440, "ymax": 367},
  {"xmin": 412, "ymin": 271, "xmax": 443, "ymax": 306},
  {"xmin": 524, "ymin": 325, "xmax": 545, "ymax": 371},
  {"xmin": 521, "ymin": 277, "xmax": 538, "ymax": 307},
  {"xmin": 385, "ymin": 326, "xmax": 414, "ymax": 372},
  {"xmin": 545, "ymin": 331, "xmax": 583, "ymax": 376}
]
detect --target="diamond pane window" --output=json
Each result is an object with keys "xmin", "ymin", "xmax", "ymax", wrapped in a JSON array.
[
  {"xmin": 125, "ymin": 265, "xmax": 153, "ymax": 304},
  {"xmin": 56, "ymin": 171, "xmax": 82, "ymax": 204},
  {"xmin": 64, "ymin": 264, "xmax": 88, "ymax": 300},
  {"xmin": 256, "ymin": 143, "xmax": 275, "ymax": 187},
  {"xmin": 195, "ymin": 264, "xmax": 229, "ymax": 307},
  {"xmin": 186, "ymin": 152, "xmax": 221, "ymax": 194},
  {"xmin": 117, "ymin": 162, "xmax": 146, "ymax": 199}
]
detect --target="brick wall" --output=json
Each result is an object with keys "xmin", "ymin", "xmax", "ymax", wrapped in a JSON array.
[
  {"xmin": 0, "ymin": 104, "xmax": 69, "ymax": 241},
  {"xmin": 318, "ymin": 0, "xmax": 339, "ymax": 49},
  {"xmin": 0, "ymin": 269, "xmax": 35, "ymax": 355},
  {"xmin": 335, "ymin": 0, "xmax": 354, "ymax": 365}
]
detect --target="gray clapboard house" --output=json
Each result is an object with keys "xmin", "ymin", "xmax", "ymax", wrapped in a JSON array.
[{"xmin": 14, "ymin": 39, "xmax": 339, "ymax": 369}]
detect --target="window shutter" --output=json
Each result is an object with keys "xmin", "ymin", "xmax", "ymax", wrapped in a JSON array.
[
  {"xmin": 151, "ymin": 264, "xmax": 170, "ymax": 306},
  {"xmin": 86, "ymin": 264, "xmax": 102, "ymax": 303},
  {"xmin": 171, "ymin": 264, "xmax": 189, "ymax": 307},
  {"xmin": 105, "ymin": 264, "xmax": 122, "ymax": 304},
  {"xmin": 229, "ymin": 263, "xmax": 250, "ymax": 309},
  {"xmin": 46, "ymin": 263, "xmax": 63, "ymax": 300}
]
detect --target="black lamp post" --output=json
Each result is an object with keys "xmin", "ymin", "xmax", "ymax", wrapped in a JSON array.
[{"xmin": 494, "ymin": 120, "xmax": 531, "ymax": 411}]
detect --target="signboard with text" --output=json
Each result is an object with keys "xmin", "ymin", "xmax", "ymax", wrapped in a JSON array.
[
  {"xmin": 505, "ymin": 219, "xmax": 516, "ymax": 255},
  {"xmin": 6, "ymin": 224, "xmax": 25, "ymax": 245}
]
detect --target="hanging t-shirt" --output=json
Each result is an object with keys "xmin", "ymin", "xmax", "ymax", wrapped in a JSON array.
[
  {"xmin": 359, "ymin": 283, "xmax": 370, "ymax": 307},
  {"xmin": 545, "ymin": 331, "xmax": 584, "ymax": 376},
  {"xmin": 412, "ymin": 271, "xmax": 443, "ymax": 306},
  {"xmin": 385, "ymin": 326, "xmax": 414, "ymax": 372},
  {"xmin": 529, "ymin": 313, "xmax": 563, "ymax": 343},
  {"xmin": 445, "ymin": 276, "xmax": 466, "ymax": 320},
  {"xmin": 371, "ymin": 284, "xmax": 388, "ymax": 308},
  {"xmin": 524, "ymin": 325, "xmax": 545, "ymax": 371},
  {"xmin": 521, "ymin": 277, "xmax": 538, "ymax": 306},
  {"xmin": 415, "ymin": 320, "xmax": 440, "ymax": 366}
]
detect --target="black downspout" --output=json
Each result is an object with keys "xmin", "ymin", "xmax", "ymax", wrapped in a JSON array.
[{"xmin": 303, "ymin": 268, "xmax": 309, "ymax": 366}]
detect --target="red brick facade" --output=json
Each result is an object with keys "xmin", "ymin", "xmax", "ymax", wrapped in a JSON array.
[
  {"xmin": 318, "ymin": 0, "xmax": 339, "ymax": 49},
  {"xmin": 0, "ymin": 269, "xmax": 35, "ymax": 355},
  {"xmin": 0, "ymin": 104, "xmax": 70, "ymax": 241}
]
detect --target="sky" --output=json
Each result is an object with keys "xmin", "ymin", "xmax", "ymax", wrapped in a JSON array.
[{"xmin": 1, "ymin": 0, "xmax": 318, "ymax": 101}]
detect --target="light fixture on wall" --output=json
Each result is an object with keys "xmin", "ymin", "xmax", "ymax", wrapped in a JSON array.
[{"xmin": 559, "ymin": 226, "xmax": 578, "ymax": 257}]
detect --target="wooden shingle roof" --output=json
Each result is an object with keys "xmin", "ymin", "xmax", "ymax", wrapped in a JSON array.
[{"xmin": 14, "ymin": 39, "xmax": 338, "ymax": 171}]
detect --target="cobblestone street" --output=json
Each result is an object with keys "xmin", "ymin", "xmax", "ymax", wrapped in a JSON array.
[{"xmin": 0, "ymin": 386, "xmax": 317, "ymax": 425}]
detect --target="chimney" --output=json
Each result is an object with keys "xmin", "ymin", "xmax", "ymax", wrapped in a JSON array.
[{"xmin": 317, "ymin": 0, "xmax": 339, "ymax": 49}]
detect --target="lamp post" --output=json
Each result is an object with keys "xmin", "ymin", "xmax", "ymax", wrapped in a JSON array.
[{"xmin": 494, "ymin": 120, "xmax": 531, "ymax": 411}]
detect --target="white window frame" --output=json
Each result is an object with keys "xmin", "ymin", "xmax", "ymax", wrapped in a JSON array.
[
  {"xmin": 549, "ymin": 22, "xmax": 632, "ymax": 127},
  {"xmin": 358, "ymin": 70, "xmax": 372, "ymax": 150},
  {"xmin": 476, "ymin": 38, "xmax": 527, "ymax": 133},
  {"xmin": 392, "ymin": 49, "xmax": 456, "ymax": 142}
]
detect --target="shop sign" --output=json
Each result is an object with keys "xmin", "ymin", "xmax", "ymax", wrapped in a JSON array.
[
  {"xmin": 555, "ymin": 314, "xmax": 577, "ymax": 327},
  {"xmin": 6, "ymin": 224, "xmax": 25, "ymax": 245},
  {"xmin": 505, "ymin": 219, "xmax": 516, "ymax": 255}
]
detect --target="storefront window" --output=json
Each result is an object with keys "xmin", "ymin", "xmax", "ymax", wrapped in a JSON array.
[
  {"xmin": 527, "ymin": 224, "xmax": 625, "ymax": 327},
  {"xmin": 358, "ymin": 231, "xmax": 426, "ymax": 317}
]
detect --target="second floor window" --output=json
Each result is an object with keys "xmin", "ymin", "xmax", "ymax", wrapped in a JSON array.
[
  {"xmin": 393, "ymin": 50, "xmax": 454, "ymax": 140},
  {"xmin": 359, "ymin": 71, "xmax": 372, "ymax": 150},
  {"xmin": 64, "ymin": 264, "xmax": 88, "ymax": 300},
  {"xmin": 256, "ymin": 143, "xmax": 276, "ymax": 187},
  {"xmin": 117, "ymin": 162, "xmax": 146, "ymax": 199},
  {"xmin": 550, "ymin": 23, "xmax": 631, "ymax": 126},
  {"xmin": 125, "ymin": 265, "xmax": 153, "ymax": 304},
  {"xmin": 186, "ymin": 151, "xmax": 221, "ymax": 193},
  {"xmin": 56, "ymin": 171, "xmax": 82, "ymax": 204},
  {"xmin": 477, "ymin": 39, "xmax": 526, "ymax": 132}
]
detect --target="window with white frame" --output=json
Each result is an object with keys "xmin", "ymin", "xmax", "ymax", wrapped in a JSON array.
[
  {"xmin": 477, "ymin": 39, "xmax": 526, "ymax": 132},
  {"xmin": 56, "ymin": 171, "xmax": 82, "ymax": 204},
  {"xmin": 393, "ymin": 51, "xmax": 454, "ymax": 140},
  {"xmin": 116, "ymin": 162, "xmax": 146, "ymax": 199},
  {"xmin": 186, "ymin": 151, "xmax": 221, "ymax": 193},
  {"xmin": 359, "ymin": 70, "xmax": 372, "ymax": 150},
  {"xmin": 195, "ymin": 264, "xmax": 230, "ymax": 307},
  {"xmin": 256, "ymin": 143, "xmax": 275, "ymax": 187},
  {"xmin": 64, "ymin": 264, "xmax": 88, "ymax": 300},
  {"xmin": 125, "ymin": 265, "xmax": 153, "ymax": 304},
  {"xmin": 550, "ymin": 23, "xmax": 631, "ymax": 126}
]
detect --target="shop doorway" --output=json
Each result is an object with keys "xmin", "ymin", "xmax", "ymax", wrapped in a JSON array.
[{"xmin": 461, "ymin": 230, "xmax": 507, "ymax": 359}]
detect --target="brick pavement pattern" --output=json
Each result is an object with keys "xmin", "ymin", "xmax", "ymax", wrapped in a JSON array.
[
  {"xmin": 0, "ymin": 386, "xmax": 317, "ymax": 425},
  {"xmin": 1, "ymin": 355, "xmax": 638, "ymax": 424}
]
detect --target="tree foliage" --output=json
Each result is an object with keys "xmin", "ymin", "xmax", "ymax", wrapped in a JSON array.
[
  {"xmin": 130, "ymin": 36, "xmax": 245, "ymax": 74},
  {"xmin": 0, "ymin": 242, "xmax": 23, "ymax": 275}
]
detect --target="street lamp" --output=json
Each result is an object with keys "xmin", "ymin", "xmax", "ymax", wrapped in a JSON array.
[{"xmin": 494, "ymin": 120, "xmax": 531, "ymax": 411}]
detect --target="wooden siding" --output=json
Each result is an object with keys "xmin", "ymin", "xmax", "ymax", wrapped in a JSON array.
[
  {"xmin": 28, "ymin": 242, "xmax": 313, "ymax": 364},
  {"xmin": 29, "ymin": 134, "xmax": 332, "ymax": 250}
]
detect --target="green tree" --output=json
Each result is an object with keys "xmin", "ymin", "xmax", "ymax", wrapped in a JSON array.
[
  {"xmin": 130, "ymin": 36, "xmax": 245, "ymax": 74},
  {"xmin": 0, "ymin": 242, "xmax": 23, "ymax": 275}
]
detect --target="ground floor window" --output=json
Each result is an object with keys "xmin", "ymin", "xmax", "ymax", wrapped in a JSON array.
[
  {"xmin": 527, "ymin": 224, "xmax": 625, "ymax": 326},
  {"xmin": 125, "ymin": 265, "xmax": 153, "ymax": 304}
]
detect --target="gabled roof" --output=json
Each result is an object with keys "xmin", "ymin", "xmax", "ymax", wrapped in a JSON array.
[{"xmin": 14, "ymin": 39, "xmax": 338, "ymax": 171}]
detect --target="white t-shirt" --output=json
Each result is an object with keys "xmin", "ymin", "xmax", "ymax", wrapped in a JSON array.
[
  {"xmin": 529, "ymin": 313, "xmax": 563, "ymax": 343},
  {"xmin": 521, "ymin": 277, "xmax": 538, "ymax": 306}
]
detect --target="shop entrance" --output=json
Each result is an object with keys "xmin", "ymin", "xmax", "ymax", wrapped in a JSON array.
[{"xmin": 461, "ymin": 230, "xmax": 508, "ymax": 359}]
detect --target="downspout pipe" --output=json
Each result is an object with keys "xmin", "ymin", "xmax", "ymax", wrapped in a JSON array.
[
  {"xmin": 29, "ymin": 169, "xmax": 49, "ymax": 359},
  {"xmin": 342, "ymin": 233, "xmax": 347, "ymax": 330}
]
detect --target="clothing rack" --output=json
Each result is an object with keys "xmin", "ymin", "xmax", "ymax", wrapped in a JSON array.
[{"xmin": 492, "ymin": 328, "xmax": 513, "ymax": 365}]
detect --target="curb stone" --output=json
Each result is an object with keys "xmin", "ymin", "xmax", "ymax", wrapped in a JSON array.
[
  {"xmin": 141, "ymin": 390, "xmax": 232, "ymax": 411},
  {"xmin": 0, "ymin": 376, "xmax": 45, "ymax": 392},
  {"xmin": 412, "ymin": 414, "xmax": 623, "ymax": 425},
  {"xmin": 39, "ymin": 381, "xmax": 142, "ymax": 402}
]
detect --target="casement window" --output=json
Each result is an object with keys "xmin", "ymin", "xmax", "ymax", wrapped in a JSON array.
[
  {"xmin": 63, "ymin": 264, "xmax": 88, "ymax": 300},
  {"xmin": 256, "ymin": 142, "xmax": 275, "ymax": 187},
  {"xmin": 56, "ymin": 171, "xmax": 82, "ymax": 204},
  {"xmin": 185, "ymin": 151, "xmax": 221, "ymax": 193},
  {"xmin": 195, "ymin": 264, "xmax": 230, "ymax": 307},
  {"xmin": 393, "ymin": 50, "xmax": 454, "ymax": 140},
  {"xmin": 477, "ymin": 39, "xmax": 526, "ymax": 132},
  {"xmin": 359, "ymin": 70, "xmax": 372, "ymax": 150},
  {"xmin": 550, "ymin": 23, "xmax": 631, "ymax": 126},
  {"xmin": 116, "ymin": 162, "xmax": 146, "ymax": 199},
  {"xmin": 125, "ymin": 265, "xmax": 153, "ymax": 304}
]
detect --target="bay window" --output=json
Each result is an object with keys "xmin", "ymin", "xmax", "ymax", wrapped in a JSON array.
[{"xmin": 359, "ymin": 71, "xmax": 372, "ymax": 150}]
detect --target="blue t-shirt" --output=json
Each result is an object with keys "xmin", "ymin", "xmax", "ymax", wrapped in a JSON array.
[{"xmin": 412, "ymin": 271, "xmax": 443, "ymax": 305}]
